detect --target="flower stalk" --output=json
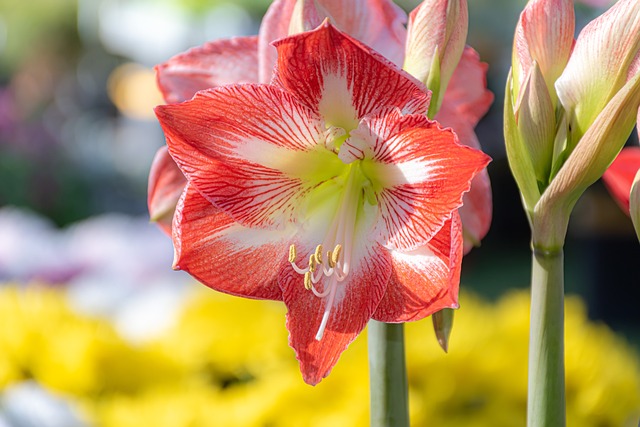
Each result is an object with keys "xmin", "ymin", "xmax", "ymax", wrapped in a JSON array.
[
  {"xmin": 368, "ymin": 321, "xmax": 409, "ymax": 427},
  {"xmin": 527, "ymin": 245, "xmax": 565, "ymax": 427}
]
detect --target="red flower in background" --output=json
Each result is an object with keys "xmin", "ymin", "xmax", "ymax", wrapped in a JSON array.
[{"xmin": 603, "ymin": 147, "xmax": 640, "ymax": 215}]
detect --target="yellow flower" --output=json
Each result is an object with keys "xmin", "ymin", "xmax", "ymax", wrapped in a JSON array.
[{"xmin": 0, "ymin": 285, "xmax": 638, "ymax": 426}]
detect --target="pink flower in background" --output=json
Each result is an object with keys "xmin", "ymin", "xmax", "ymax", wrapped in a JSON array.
[
  {"xmin": 155, "ymin": 24, "xmax": 490, "ymax": 384},
  {"xmin": 148, "ymin": 0, "xmax": 493, "ymax": 252}
]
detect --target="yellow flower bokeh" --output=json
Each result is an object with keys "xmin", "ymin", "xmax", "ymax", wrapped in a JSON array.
[{"xmin": 0, "ymin": 285, "xmax": 638, "ymax": 427}]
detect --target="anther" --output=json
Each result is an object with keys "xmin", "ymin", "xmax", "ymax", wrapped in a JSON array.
[
  {"xmin": 314, "ymin": 245, "xmax": 324, "ymax": 264},
  {"xmin": 304, "ymin": 272, "xmax": 312, "ymax": 290},
  {"xmin": 288, "ymin": 244, "xmax": 297, "ymax": 263},
  {"xmin": 331, "ymin": 244, "xmax": 342, "ymax": 266},
  {"xmin": 327, "ymin": 251, "xmax": 335, "ymax": 268},
  {"xmin": 308, "ymin": 254, "xmax": 317, "ymax": 273}
]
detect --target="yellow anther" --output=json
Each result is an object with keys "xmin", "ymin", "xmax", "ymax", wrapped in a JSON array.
[
  {"xmin": 288, "ymin": 244, "xmax": 297, "ymax": 263},
  {"xmin": 331, "ymin": 244, "xmax": 342, "ymax": 266},
  {"xmin": 314, "ymin": 245, "xmax": 324, "ymax": 264},
  {"xmin": 304, "ymin": 272, "xmax": 312, "ymax": 290},
  {"xmin": 327, "ymin": 251, "xmax": 335, "ymax": 268},
  {"xmin": 308, "ymin": 254, "xmax": 317, "ymax": 273}
]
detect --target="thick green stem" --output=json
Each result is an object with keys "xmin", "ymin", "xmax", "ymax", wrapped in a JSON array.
[
  {"xmin": 527, "ymin": 247, "xmax": 566, "ymax": 427},
  {"xmin": 368, "ymin": 321, "xmax": 409, "ymax": 427}
]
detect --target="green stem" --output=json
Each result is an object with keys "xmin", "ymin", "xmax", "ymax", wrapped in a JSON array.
[
  {"xmin": 368, "ymin": 321, "xmax": 409, "ymax": 427},
  {"xmin": 527, "ymin": 247, "xmax": 566, "ymax": 427}
]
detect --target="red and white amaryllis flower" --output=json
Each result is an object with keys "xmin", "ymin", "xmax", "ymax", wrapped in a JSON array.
[
  {"xmin": 148, "ymin": 0, "xmax": 493, "ymax": 253},
  {"xmin": 155, "ymin": 23, "xmax": 490, "ymax": 385}
]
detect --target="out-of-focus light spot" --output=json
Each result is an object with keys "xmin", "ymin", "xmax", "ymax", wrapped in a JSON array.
[
  {"xmin": 202, "ymin": 3, "xmax": 255, "ymax": 41},
  {"xmin": 98, "ymin": 0, "xmax": 190, "ymax": 65},
  {"xmin": 107, "ymin": 63, "xmax": 163, "ymax": 120}
]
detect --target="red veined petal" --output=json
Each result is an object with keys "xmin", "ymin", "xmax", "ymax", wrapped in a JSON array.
[
  {"xmin": 258, "ymin": 0, "xmax": 297, "ymax": 83},
  {"xmin": 279, "ymin": 240, "xmax": 392, "ymax": 385},
  {"xmin": 147, "ymin": 146, "xmax": 187, "ymax": 236},
  {"xmin": 372, "ymin": 212, "xmax": 462, "ymax": 323},
  {"xmin": 156, "ymin": 84, "xmax": 332, "ymax": 230},
  {"xmin": 155, "ymin": 36, "xmax": 259, "ymax": 104},
  {"xmin": 434, "ymin": 113, "xmax": 492, "ymax": 253},
  {"xmin": 173, "ymin": 183, "xmax": 291, "ymax": 300},
  {"xmin": 272, "ymin": 22, "xmax": 429, "ymax": 129},
  {"xmin": 319, "ymin": 0, "xmax": 407, "ymax": 66},
  {"xmin": 258, "ymin": 0, "xmax": 407, "ymax": 83},
  {"xmin": 341, "ymin": 110, "xmax": 491, "ymax": 251},
  {"xmin": 603, "ymin": 146, "xmax": 640, "ymax": 214},
  {"xmin": 437, "ymin": 47, "xmax": 494, "ymax": 128}
]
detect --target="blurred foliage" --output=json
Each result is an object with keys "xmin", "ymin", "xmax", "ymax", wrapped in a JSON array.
[
  {"xmin": 0, "ymin": 0, "xmax": 79, "ymax": 76},
  {"xmin": 0, "ymin": 285, "xmax": 638, "ymax": 426}
]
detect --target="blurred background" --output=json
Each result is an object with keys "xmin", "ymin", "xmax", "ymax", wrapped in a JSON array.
[{"xmin": 0, "ymin": 0, "xmax": 638, "ymax": 426}]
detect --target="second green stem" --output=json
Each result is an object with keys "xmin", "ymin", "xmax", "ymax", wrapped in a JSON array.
[{"xmin": 527, "ymin": 247, "xmax": 566, "ymax": 427}]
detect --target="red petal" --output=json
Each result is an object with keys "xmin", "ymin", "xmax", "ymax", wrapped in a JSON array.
[
  {"xmin": 341, "ymin": 110, "xmax": 491, "ymax": 251},
  {"xmin": 603, "ymin": 146, "xmax": 640, "ymax": 214},
  {"xmin": 272, "ymin": 23, "xmax": 429, "ymax": 126},
  {"xmin": 435, "ymin": 48, "xmax": 493, "ymax": 253},
  {"xmin": 319, "ymin": 0, "xmax": 407, "ymax": 66},
  {"xmin": 279, "ymin": 241, "xmax": 392, "ymax": 385},
  {"xmin": 173, "ymin": 183, "xmax": 289, "ymax": 300},
  {"xmin": 147, "ymin": 147, "xmax": 187, "ymax": 236},
  {"xmin": 372, "ymin": 212, "xmax": 463, "ymax": 323},
  {"xmin": 258, "ymin": 0, "xmax": 407, "ymax": 83},
  {"xmin": 258, "ymin": 0, "xmax": 297, "ymax": 83},
  {"xmin": 460, "ymin": 168, "xmax": 493, "ymax": 254},
  {"xmin": 155, "ymin": 36, "xmax": 259, "ymax": 104},
  {"xmin": 432, "ymin": 117, "xmax": 492, "ymax": 253},
  {"xmin": 156, "ymin": 84, "xmax": 327, "ymax": 230},
  {"xmin": 437, "ymin": 47, "xmax": 494, "ymax": 128}
]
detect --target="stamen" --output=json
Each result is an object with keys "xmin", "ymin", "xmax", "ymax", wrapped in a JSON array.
[
  {"xmin": 331, "ymin": 244, "xmax": 342, "ymax": 267},
  {"xmin": 327, "ymin": 251, "xmax": 336, "ymax": 268},
  {"xmin": 314, "ymin": 245, "xmax": 324, "ymax": 264},
  {"xmin": 304, "ymin": 272, "xmax": 312, "ymax": 290},
  {"xmin": 308, "ymin": 254, "xmax": 317, "ymax": 273},
  {"xmin": 288, "ymin": 244, "xmax": 297, "ymax": 263}
]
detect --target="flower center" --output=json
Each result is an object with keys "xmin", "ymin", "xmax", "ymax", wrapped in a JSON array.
[{"xmin": 288, "ymin": 163, "xmax": 365, "ymax": 341}]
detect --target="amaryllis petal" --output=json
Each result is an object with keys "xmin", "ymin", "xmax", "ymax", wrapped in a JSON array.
[
  {"xmin": 156, "ymin": 84, "xmax": 331, "ymax": 230},
  {"xmin": 259, "ymin": 0, "xmax": 407, "ymax": 83},
  {"xmin": 341, "ymin": 109, "xmax": 491, "ymax": 251},
  {"xmin": 432, "ymin": 117, "xmax": 492, "ymax": 253},
  {"xmin": 534, "ymin": 73, "xmax": 640, "ymax": 248},
  {"xmin": 372, "ymin": 212, "xmax": 462, "ymax": 323},
  {"xmin": 459, "ymin": 169, "xmax": 492, "ymax": 253},
  {"xmin": 319, "ymin": 0, "xmax": 407, "ymax": 66},
  {"xmin": 555, "ymin": 0, "xmax": 640, "ymax": 137},
  {"xmin": 156, "ymin": 36, "xmax": 259, "ymax": 104},
  {"xmin": 173, "ymin": 183, "xmax": 289, "ymax": 301},
  {"xmin": 602, "ymin": 146, "xmax": 640, "ymax": 213},
  {"xmin": 272, "ymin": 23, "xmax": 429, "ymax": 130},
  {"xmin": 437, "ymin": 47, "xmax": 494, "ymax": 128},
  {"xmin": 147, "ymin": 146, "xmax": 187, "ymax": 236},
  {"xmin": 435, "ymin": 47, "xmax": 494, "ymax": 252},
  {"xmin": 280, "ymin": 240, "xmax": 392, "ymax": 385},
  {"xmin": 513, "ymin": 0, "xmax": 574, "ymax": 98}
]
